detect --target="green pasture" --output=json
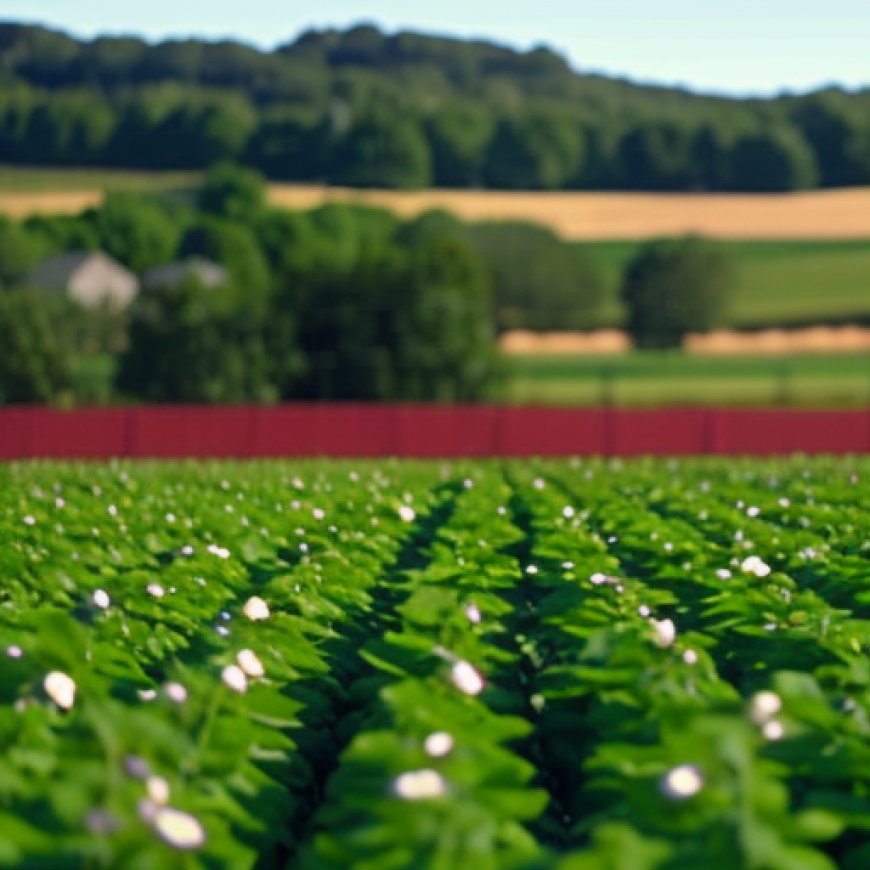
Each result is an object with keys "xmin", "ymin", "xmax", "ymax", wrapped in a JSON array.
[
  {"xmin": 507, "ymin": 351, "xmax": 869, "ymax": 406},
  {"xmin": 0, "ymin": 165, "xmax": 200, "ymax": 193},
  {"xmin": 581, "ymin": 239, "xmax": 870, "ymax": 328}
]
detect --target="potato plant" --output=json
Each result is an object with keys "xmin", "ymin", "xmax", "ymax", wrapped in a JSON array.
[{"xmin": 1, "ymin": 457, "xmax": 869, "ymax": 868}]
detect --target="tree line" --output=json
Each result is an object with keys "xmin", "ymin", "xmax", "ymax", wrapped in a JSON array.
[
  {"xmin": 0, "ymin": 165, "xmax": 731, "ymax": 406},
  {"xmin": 1, "ymin": 22, "xmax": 870, "ymax": 191}
]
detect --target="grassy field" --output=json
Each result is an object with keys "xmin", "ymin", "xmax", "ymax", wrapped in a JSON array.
[
  {"xmin": 507, "ymin": 351, "xmax": 870, "ymax": 406},
  {"xmin": 0, "ymin": 166, "xmax": 199, "ymax": 193},
  {"xmin": 581, "ymin": 239, "xmax": 870, "ymax": 328}
]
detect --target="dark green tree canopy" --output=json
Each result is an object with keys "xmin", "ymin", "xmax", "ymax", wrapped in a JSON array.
[
  {"xmin": 620, "ymin": 236, "xmax": 735, "ymax": 349},
  {"xmin": 330, "ymin": 111, "xmax": 432, "ymax": 188},
  {"xmin": 0, "ymin": 217, "xmax": 45, "ymax": 286},
  {"xmin": 91, "ymin": 192, "xmax": 181, "ymax": 274},
  {"xmin": 3, "ymin": 21, "xmax": 868, "ymax": 191},
  {"xmin": 198, "ymin": 162, "xmax": 266, "ymax": 221},
  {"xmin": 467, "ymin": 221, "xmax": 604, "ymax": 330},
  {"xmin": 0, "ymin": 289, "xmax": 72, "ymax": 404},
  {"xmin": 116, "ymin": 276, "xmax": 277, "ymax": 403}
]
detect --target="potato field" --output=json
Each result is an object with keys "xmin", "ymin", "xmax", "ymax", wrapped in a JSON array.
[{"xmin": 2, "ymin": 457, "xmax": 870, "ymax": 868}]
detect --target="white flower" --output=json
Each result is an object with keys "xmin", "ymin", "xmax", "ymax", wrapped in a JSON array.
[
  {"xmin": 590, "ymin": 572, "xmax": 608, "ymax": 586},
  {"xmin": 44, "ymin": 671, "xmax": 76, "ymax": 710},
  {"xmin": 762, "ymin": 720, "xmax": 785, "ymax": 741},
  {"xmin": 682, "ymin": 649, "xmax": 699, "ymax": 665},
  {"xmin": 715, "ymin": 568, "xmax": 732, "ymax": 580},
  {"xmin": 661, "ymin": 764, "xmax": 703, "ymax": 799},
  {"xmin": 236, "ymin": 649, "xmax": 264, "ymax": 678},
  {"xmin": 424, "ymin": 732, "xmax": 454, "ymax": 758},
  {"xmin": 153, "ymin": 807, "xmax": 206, "ymax": 849},
  {"xmin": 92, "ymin": 589, "xmax": 110, "ymax": 609},
  {"xmin": 397, "ymin": 505, "xmax": 416, "ymax": 523},
  {"xmin": 651, "ymin": 618, "xmax": 676, "ymax": 647},
  {"xmin": 146, "ymin": 583, "xmax": 165, "ymax": 598},
  {"xmin": 741, "ymin": 555, "xmax": 771, "ymax": 578},
  {"xmin": 221, "ymin": 664, "xmax": 247, "ymax": 693},
  {"xmin": 394, "ymin": 769, "xmax": 447, "ymax": 800},
  {"xmin": 749, "ymin": 690, "xmax": 782, "ymax": 723},
  {"xmin": 23, "ymin": 515, "xmax": 35, "ymax": 526},
  {"xmin": 138, "ymin": 688, "xmax": 157, "ymax": 702},
  {"xmin": 562, "ymin": 506, "xmax": 575, "ymax": 519},
  {"xmin": 242, "ymin": 596, "xmax": 270, "ymax": 621},
  {"xmin": 146, "ymin": 775, "xmax": 170, "ymax": 805},
  {"xmin": 6, "ymin": 645, "xmax": 23, "ymax": 659},
  {"xmin": 638, "ymin": 604, "xmax": 651, "ymax": 618},
  {"xmin": 450, "ymin": 660, "xmax": 485, "ymax": 696},
  {"xmin": 164, "ymin": 682, "xmax": 187, "ymax": 704},
  {"xmin": 207, "ymin": 544, "xmax": 231, "ymax": 559},
  {"xmin": 465, "ymin": 603, "xmax": 482, "ymax": 624}
]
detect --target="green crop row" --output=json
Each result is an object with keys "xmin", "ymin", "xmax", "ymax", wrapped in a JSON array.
[{"xmin": 1, "ymin": 457, "xmax": 870, "ymax": 868}]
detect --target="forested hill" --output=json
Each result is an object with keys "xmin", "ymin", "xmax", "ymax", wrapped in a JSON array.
[{"xmin": 2, "ymin": 20, "xmax": 870, "ymax": 191}]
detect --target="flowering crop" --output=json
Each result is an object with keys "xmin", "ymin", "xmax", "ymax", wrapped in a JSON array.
[{"xmin": 0, "ymin": 456, "xmax": 869, "ymax": 868}]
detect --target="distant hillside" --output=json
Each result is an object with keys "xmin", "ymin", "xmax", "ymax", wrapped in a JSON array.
[{"xmin": 1, "ymin": 21, "xmax": 870, "ymax": 190}]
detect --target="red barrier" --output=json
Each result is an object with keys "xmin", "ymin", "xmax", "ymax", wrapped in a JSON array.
[
  {"xmin": 500, "ymin": 407, "xmax": 609, "ymax": 455},
  {"xmin": 0, "ymin": 405, "xmax": 868, "ymax": 460},
  {"xmin": 714, "ymin": 410, "xmax": 870, "ymax": 455}
]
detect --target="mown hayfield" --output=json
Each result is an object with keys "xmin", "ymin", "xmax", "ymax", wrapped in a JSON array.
[
  {"xmin": 507, "ymin": 351, "xmax": 870, "ymax": 406},
  {"xmin": 2, "ymin": 456, "xmax": 869, "ymax": 868},
  {"xmin": 266, "ymin": 185, "xmax": 870, "ymax": 242},
  {"xmin": 2, "ymin": 168, "xmax": 870, "ymax": 241}
]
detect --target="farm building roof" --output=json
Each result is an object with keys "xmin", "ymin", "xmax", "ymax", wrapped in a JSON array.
[
  {"xmin": 29, "ymin": 251, "xmax": 139, "ymax": 310},
  {"xmin": 142, "ymin": 257, "xmax": 229, "ymax": 290}
]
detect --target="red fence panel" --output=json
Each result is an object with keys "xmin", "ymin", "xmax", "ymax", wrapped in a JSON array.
[
  {"xmin": 499, "ymin": 407, "xmax": 609, "ymax": 455},
  {"xmin": 0, "ymin": 405, "xmax": 868, "ymax": 459},
  {"xmin": 394, "ymin": 405, "xmax": 500, "ymax": 457},
  {"xmin": 612, "ymin": 408, "xmax": 709, "ymax": 456},
  {"xmin": 0, "ymin": 408, "xmax": 35, "ymax": 460},
  {"xmin": 30, "ymin": 408, "xmax": 128, "ymax": 459},
  {"xmin": 128, "ymin": 406, "xmax": 255, "ymax": 458},
  {"xmin": 715, "ymin": 410, "xmax": 870, "ymax": 455}
]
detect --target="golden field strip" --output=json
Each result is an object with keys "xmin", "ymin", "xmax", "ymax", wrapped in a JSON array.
[
  {"xmin": 269, "ymin": 185, "xmax": 870, "ymax": 240},
  {"xmin": 3, "ymin": 180, "xmax": 870, "ymax": 240}
]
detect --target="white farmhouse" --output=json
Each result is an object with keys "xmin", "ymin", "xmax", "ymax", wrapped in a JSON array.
[{"xmin": 29, "ymin": 251, "xmax": 139, "ymax": 310}]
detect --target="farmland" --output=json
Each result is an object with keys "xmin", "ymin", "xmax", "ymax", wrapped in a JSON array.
[
  {"xmin": 3, "ymin": 170, "xmax": 870, "ymax": 243},
  {"xmin": 507, "ymin": 352, "xmax": 870, "ymax": 406},
  {"xmin": 578, "ymin": 240, "xmax": 870, "ymax": 329},
  {"xmin": 3, "ymin": 457, "xmax": 870, "ymax": 868}
]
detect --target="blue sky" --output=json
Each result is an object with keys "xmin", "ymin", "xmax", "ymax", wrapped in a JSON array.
[{"xmin": 5, "ymin": 0, "xmax": 870, "ymax": 96}]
